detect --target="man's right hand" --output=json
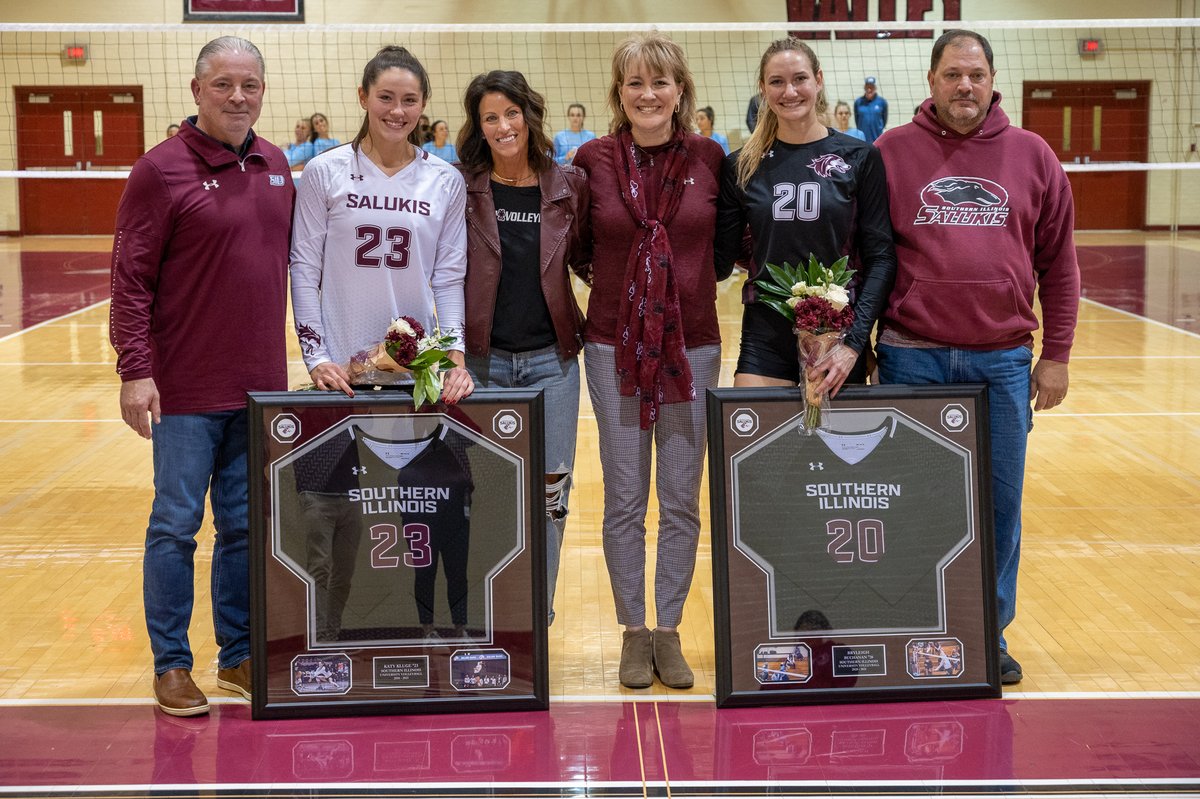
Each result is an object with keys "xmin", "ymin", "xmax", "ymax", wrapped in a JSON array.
[{"xmin": 120, "ymin": 377, "xmax": 161, "ymax": 440}]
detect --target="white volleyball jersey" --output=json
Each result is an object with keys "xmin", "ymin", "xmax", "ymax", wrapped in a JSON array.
[{"xmin": 290, "ymin": 145, "xmax": 468, "ymax": 373}]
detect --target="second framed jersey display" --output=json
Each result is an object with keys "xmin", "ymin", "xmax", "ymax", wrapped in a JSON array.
[
  {"xmin": 248, "ymin": 390, "xmax": 547, "ymax": 719},
  {"xmin": 707, "ymin": 386, "xmax": 1002, "ymax": 707}
]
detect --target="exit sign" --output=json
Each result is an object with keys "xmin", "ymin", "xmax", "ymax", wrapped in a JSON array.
[
  {"xmin": 1078, "ymin": 38, "xmax": 1104, "ymax": 56},
  {"xmin": 61, "ymin": 44, "xmax": 88, "ymax": 64}
]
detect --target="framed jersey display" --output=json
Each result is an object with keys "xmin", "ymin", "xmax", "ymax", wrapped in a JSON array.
[
  {"xmin": 707, "ymin": 385, "xmax": 1001, "ymax": 707},
  {"xmin": 248, "ymin": 390, "xmax": 546, "ymax": 719}
]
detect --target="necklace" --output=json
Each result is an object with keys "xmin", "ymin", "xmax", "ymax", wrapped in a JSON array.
[
  {"xmin": 491, "ymin": 169, "xmax": 534, "ymax": 186},
  {"xmin": 631, "ymin": 143, "xmax": 655, "ymax": 168}
]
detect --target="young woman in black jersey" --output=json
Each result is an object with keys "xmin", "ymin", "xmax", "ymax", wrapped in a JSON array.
[{"xmin": 715, "ymin": 37, "xmax": 897, "ymax": 396}]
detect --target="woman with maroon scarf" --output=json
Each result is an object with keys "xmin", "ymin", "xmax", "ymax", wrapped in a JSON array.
[{"xmin": 574, "ymin": 32, "xmax": 728, "ymax": 690}]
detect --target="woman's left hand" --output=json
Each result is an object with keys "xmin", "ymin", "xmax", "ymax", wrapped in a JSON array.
[
  {"xmin": 806, "ymin": 343, "xmax": 859, "ymax": 398},
  {"xmin": 440, "ymin": 351, "xmax": 475, "ymax": 405}
]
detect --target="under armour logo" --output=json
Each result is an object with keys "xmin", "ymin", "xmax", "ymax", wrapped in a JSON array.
[
  {"xmin": 809, "ymin": 462, "xmax": 824, "ymax": 471},
  {"xmin": 683, "ymin": 178, "xmax": 695, "ymax": 185},
  {"xmin": 352, "ymin": 466, "xmax": 367, "ymax": 475},
  {"xmin": 203, "ymin": 180, "xmax": 219, "ymax": 190},
  {"xmin": 350, "ymin": 173, "xmax": 364, "ymax": 181}
]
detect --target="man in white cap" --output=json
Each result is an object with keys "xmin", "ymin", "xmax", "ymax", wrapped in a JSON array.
[{"xmin": 854, "ymin": 75, "xmax": 888, "ymax": 143}]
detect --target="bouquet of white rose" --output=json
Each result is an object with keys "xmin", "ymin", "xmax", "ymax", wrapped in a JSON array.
[
  {"xmin": 344, "ymin": 316, "xmax": 457, "ymax": 409},
  {"xmin": 753, "ymin": 254, "xmax": 857, "ymax": 434}
]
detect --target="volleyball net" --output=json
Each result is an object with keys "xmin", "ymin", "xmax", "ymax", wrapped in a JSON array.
[{"xmin": 0, "ymin": 19, "xmax": 1197, "ymax": 230}]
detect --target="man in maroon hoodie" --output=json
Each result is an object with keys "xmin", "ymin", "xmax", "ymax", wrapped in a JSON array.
[
  {"xmin": 109, "ymin": 36, "xmax": 294, "ymax": 715},
  {"xmin": 874, "ymin": 30, "xmax": 1080, "ymax": 686}
]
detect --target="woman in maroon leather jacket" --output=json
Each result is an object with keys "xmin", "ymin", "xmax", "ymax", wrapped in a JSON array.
[{"xmin": 457, "ymin": 69, "xmax": 589, "ymax": 625}]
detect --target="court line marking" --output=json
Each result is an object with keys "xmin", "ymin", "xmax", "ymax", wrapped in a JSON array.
[
  {"xmin": 0, "ymin": 299, "xmax": 110, "ymax": 345},
  {"xmin": 1082, "ymin": 297, "xmax": 1200, "ymax": 340},
  {"xmin": 6, "ymin": 690, "xmax": 1200, "ymax": 706},
  {"xmin": 1, "ymin": 778, "xmax": 1198, "ymax": 795}
]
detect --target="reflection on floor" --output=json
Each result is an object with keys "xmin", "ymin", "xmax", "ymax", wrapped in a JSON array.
[
  {"xmin": 1075, "ymin": 236, "xmax": 1200, "ymax": 333},
  {"xmin": 1, "ymin": 234, "xmax": 1198, "ymax": 798},
  {"xmin": 2, "ymin": 699, "xmax": 1199, "ymax": 795},
  {"xmin": 0, "ymin": 250, "xmax": 111, "ymax": 335}
]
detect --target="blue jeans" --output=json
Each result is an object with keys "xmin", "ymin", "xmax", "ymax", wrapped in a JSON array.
[
  {"xmin": 876, "ymin": 344, "xmax": 1033, "ymax": 651},
  {"xmin": 467, "ymin": 345, "xmax": 581, "ymax": 624},
  {"xmin": 145, "ymin": 410, "xmax": 251, "ymax": 674}
]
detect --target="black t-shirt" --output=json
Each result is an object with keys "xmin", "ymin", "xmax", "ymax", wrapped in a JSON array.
[{"xmin": 490, "ymin": 182, "xmax": 556, "ymax": 353}]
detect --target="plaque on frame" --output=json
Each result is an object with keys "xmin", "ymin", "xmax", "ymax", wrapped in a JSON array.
[
  {"xmin": 707, "ymin": 385, "xmax": 1001, "ymax": 707},
  {"xmin": 248, "ymin": 389, "xmax": 547, "ymax": 719}
]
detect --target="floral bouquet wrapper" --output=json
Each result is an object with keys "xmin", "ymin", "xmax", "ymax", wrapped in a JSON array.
[
  {"xmin": 796, "ymin": 329, "xmax": 846, "ymax": 434},
  {"xmin": 345, "ymin": 343, "xmax": 410, "ymax": 384},
  {"xmin": 751, "ymin": 254, "xmax": 858, "ymax": 436},
  {"xmin": 341, "ymin": 316, "xmax": 457, "ymax": 409}
]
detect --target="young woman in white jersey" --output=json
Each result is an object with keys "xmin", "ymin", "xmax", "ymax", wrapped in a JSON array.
[
  {"xmin": 715, "ymin": 38, "xmax": 895, "ymax": 396},
  {"xmin": 290, "ymin": 45, "xmax": 473, "ymax": 403}
]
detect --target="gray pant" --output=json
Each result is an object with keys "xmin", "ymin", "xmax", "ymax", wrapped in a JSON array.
[{"xmin": 584, "ymin": 342, "xmax": 721, "ymax": 628}]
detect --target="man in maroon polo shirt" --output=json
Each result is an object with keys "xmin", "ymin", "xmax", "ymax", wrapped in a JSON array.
[{"xmin": 109, "ymin": 36, "xmax": 294, "ymax": 716}]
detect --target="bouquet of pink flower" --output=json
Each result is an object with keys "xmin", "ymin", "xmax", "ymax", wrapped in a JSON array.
[
  {"xmin": 753, "ymin": 254, "xmax": 856, "ymax": 434},
  {"xmin": 344, "ymin": 316, "xmax": 457, "ymax": 409}
]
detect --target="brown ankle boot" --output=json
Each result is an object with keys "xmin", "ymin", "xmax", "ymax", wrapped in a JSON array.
[
  {"xmin": 619, "ymin": 628, "xmax": 653, "ymax": 688},
  {"xmin": 652, "ymin": 630, "xmax": 694, "ymax": 689}
]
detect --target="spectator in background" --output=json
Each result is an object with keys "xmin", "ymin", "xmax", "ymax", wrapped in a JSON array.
[
  {"xmin": 285, "ymin": 117, "xmax": 312, "ymax": 168},
  {"xmin": 409, "ymin": 113, "xmax": 432, "ymax": 146},
  {"xmin": 833, "ymin": 100, "xmax": 865, "ymax": 140},
  {"xmin": 745, "ymin": 93, "xmax": 760, "ymax": 133},
  {"xmin": 553, "ymin": 103, "xmax": 596, "ymax": 165},
  {"xmin": 307, "ymin": 112, "xmax": 340, "ymax": 160},
  {"xmin": 696, "ymin": 106, "xmax": 730, "ymax": 154},
  {"xmin": 853, "ymin": 76, "xmax": 888, "ymax": 143},
  {"xmin": 422, "ymin": 119, "xmax": 459, "ymax": 163},
  {"xmin": 164, "ymin": 124, "xmax": 180, "ymax": 138}
]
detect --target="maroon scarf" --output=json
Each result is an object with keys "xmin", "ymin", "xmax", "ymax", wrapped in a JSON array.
[{"xmin": 613, "ymin": 125, "xmax": 694, "ymax": 429}]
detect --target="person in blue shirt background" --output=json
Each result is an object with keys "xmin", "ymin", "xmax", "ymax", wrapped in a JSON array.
[
  {"xmin": 697, "ymin": 106, "xmax": 730, "ymax": 154},
  {"xmin": 553, "ymin": 103, "xmax": 596, "ymax": 165},
  {"xmin": 307, "ymin": 112, "xmax": 340, "ymax": 160},
  {"xmin": 853, "ymin": 76, "xmax": 888, "ymax": 143},
  {"xmin": 833, "ymin": 101, "xmax": 865, "ymax": 140},
  {"xmin": 285, "ymin": 117, "xmax": 312, "ymax": 168},
  {"xmin": 422, "ymin": 119, "xmax": 459, "ymax": 163}
]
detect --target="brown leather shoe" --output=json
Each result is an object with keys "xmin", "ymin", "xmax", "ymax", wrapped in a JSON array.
[
  {"xmin": 216, "ymin": 658, "xmax": 252, "ymax": 699},
  {"xmin": 154, "ymin": 669, "xmax": 209, "ymax": 717}
]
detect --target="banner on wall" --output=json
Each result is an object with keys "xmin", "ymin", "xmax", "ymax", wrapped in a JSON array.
[{"xmin": 184, "ymin": 0, "xmax": 303, "ymax": 22}]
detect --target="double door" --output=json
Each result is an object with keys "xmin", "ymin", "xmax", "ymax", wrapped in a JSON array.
[
  {"xmin": 15, "ymin": 86, "xmax": 144, "ymax": 235},
  {"xmin": 1022, "ymin": 81, "xmax": 1149, "ymax": 230}
]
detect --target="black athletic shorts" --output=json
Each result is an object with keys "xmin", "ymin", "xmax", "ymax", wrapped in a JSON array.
[{"xmin": 736, "ymin": 301, "xmax": 868, "ymax": 384}]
